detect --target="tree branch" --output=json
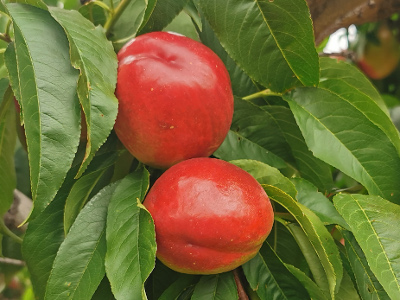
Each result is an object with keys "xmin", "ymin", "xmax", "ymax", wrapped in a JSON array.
[{"xmin": 307, "ymin": 0, "xmax": 400, "ymax": 45}]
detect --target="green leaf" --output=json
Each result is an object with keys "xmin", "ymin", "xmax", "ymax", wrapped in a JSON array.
[
  {"xmin": 266, "ymin": 185, "xmax": 343, "ymax": 298},
  {"xmin": 286, "ymin": 223, "xmax": 330, "ymax": 297},
  {"xmin": 49, "ymin": 8, "xmax": 119, "ymax": 177},
  {"xmin": 231, "ymin": 99, "xmax": 296, "ymax": 171},
  {"xmin": 319, "ymin": 58, "xmax": 400, "ymax": 155},
  {"xmin": 8, "ymin": 0, "xmax": 48, "ymax": 10},
  {"xmin": 285, "ymin": 264, "xmax": 329, "ymax": 300},
  {"xmin": 291, "ymin": 178, "xmax": 349, "ymax": 229},
  {"xmin": 231, "ymin": 159, "xmax": 297, "ymax": 198},
  {"xmin": 139, "ymin": 0, "xmax": 188, "ymax": 34},
  {"xmin": 45, "ymin": 181, "xmax": 120, "ymax": 300},
  {"xmin": 22, "ymin": 164, "xmax": 80, "ymax": 300},
  {"xmin": 105, "ymin": 168, "xmax": 156, "ymax": 300},
  {"xmin": 320, "ymin": 57, "xmax": 390, "ymax": 116},
  {"xmin": 197, "ymin": 15, "xmax": 258, "ymax": 98},
  {"xmin": 198, "ymin": 0, "xmax": 319, "ymax": 92},
  {"xmin": 0, "ymin": 83, "xmax": 16, "ymax": 216},
  {"xmin": 284, "ymin": 84, "xmax": 400, "ymax": 203},
  {"xmin": 341, "ymin": 230, "xmax": 390, "ymax": 300},
  {"xmin": 336, "ymin": 268, "xmax": 361, "ymax": 300},
  {"xmin": 106, "ymin": 0, "xmax": 148, "ymax": 46},
  {"xmin": 92, "ymin": 276, "xmax": 116, "ymax": 300},
  {"xmin": 4, "ymin": 3, "xmax": 81, "ymax": 219},
  {"xmin": 214, "ymin": 130, "xmax": 287, "ymax": 169},
  {"xmin": 231, "ymin": 98, "xmax": 333, "ymax": 191},
  {"xmin": 267, "ymin": 222, "xmax": 308, "ymax": 272},
  {"xmin": 243, "ymin": 242, "xmax": 309, "ymax": 299},
  {"xmin": 64, "ymin": 151, "xmax": 118, "ymax": 234},
  {"xmin": 263, "ymin": 105, "xmax": 333, "ymax": 192},
  {"xmin": 191, "ymin": 272, "xmax": 238, "ymax": 300},
  {"xmin": 333, "ymin": 194, "xmax": 400, "ymax": 299},
  {"xmin": 158, "ymin": 274, "xmax": 199, "ymax": 300}
]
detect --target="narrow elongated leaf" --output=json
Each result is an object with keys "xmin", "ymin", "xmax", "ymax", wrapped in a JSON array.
[
  {"xmin": 92, "ymin": 276, "xmax": 115, "ymax": 300},
  {"xmin": 267, "ymin": 222, "xmax": 308, "ymax": 272},
  {"xmin": 105, "ymin": 168, "xmax": 156, "ymax": 300},
  {"xmin": 198, "ymin": 0, "xmax": 319, "ymax": 92},
  {"xmin": 231, "ymin": 159, "xmax": 297, "ymax": 198},
  {"xmin": 284, "ymin": 85, "xmax": 400, "ymax": 203},
  {"xmin": 341, "ymin": 230, "xmax": 390, "ymax": 300},
  {"xmin": 285, "ymin": 264, "xmax": 329, "ymax": 300},
  {"xmin": 191, "ymin": 273, "xmax": 238, "ymax": 300},
  {"xmin": 139, "ymin": 0, "xmax": 188, "ymax": 34},
  {"xmin": 0, "ymin": 83, "xmax": 16, "ymax": 216},
  {"xmin": 63, "ymin": 169, "xmax": 107, "ymax": 234},
  {"xmin": 5, "ymin": 3, "xmax": 81, "ymax": 219},
  {"xmin": 158, "ymin": 274, "xmax": 199, "ymax": 300},
  {"xmin": 106, "ymin": 0, "xmax": 148, "ymax": 44},
  {"xmin": 291, "ymin": 178, "xmax": 349, "ymax": 229},
  {"xmin": 214, "ymin": 130, "xmax": 287, "ymax": 169},
  {"xmin": 22, "ymin": 164, "xmax": 80, "ymax": 300},
  {"xmin": 243, "ymin": 243, "xmax": 309, "ymax": 299},
  {"xmin": 319, "ymin": 57, "xmax": 389, "ymax": 116},
  {"xmin": 232, "ymin": 98, "xmax": 333, "ymax": 191},
  {"xmin": 232, "ymin": 98, "xmax": 296, "ymax": 170},
  {"xmin": 334, "ymin": 194, "xmax": 400, "ymax": 299},
  {"xmin": 49, "ymin": 8, "xmax": 119, "ymax": 177},
  {"xmin": 64, "ymin": 151, "xmax": 118, "ymax": 234},
  {"xmin": 286, "ymin": 223, "xmax": 330, "ymax": 297},
  {"xmin": 197, "ymin": 15, "xmax": 258, "ymax": 98},
  {"xmin": 45, "ymin": 181, "xmax": 119, "ymax": 300},
  {"xmin": 336, "ymin": 269, "xmax": 360, "ymax": 300},
  {"xmin": 263, "ymin": 105, "xmax": 333, "ymax": 192},
  {"xmin": 266, "ymin": 185, "xmax": 343, "ymax": 298}
]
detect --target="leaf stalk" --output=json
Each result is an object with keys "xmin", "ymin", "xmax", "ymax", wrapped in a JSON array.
[
  {"xmin": 242, "ymin": 89, "xmax": 282, "ymax": 101},
  {"xmin": 0, "ymin": 218, "xmax": 23, "ymax": 245},
  {"xmin": 103, "ymin": 0, "xmax": 130, "ymax": 35}
]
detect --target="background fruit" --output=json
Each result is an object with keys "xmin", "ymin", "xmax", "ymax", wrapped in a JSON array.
[
  {"xmin": 356, "ymin": 22, "xmax": 400, "ymax": 80},
  {"xmin": 114, "ymin": 31, "xmax": 234, "ymax": 169},
  {"xmin": 143, "ymin": 157, "xmax": 274, "ymax": 274}
]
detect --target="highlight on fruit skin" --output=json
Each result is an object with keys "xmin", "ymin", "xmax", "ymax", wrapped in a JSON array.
[
  {"xmin": 142, "ymin": 157, "xmax": 274, "ymax": 275},
  {"xmin": 114, "ymin": 31, "xmax": 234, "ymax": 170}
]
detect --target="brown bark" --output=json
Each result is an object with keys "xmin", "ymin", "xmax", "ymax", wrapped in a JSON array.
[{"xmin": 307, "ymin": 0, "xmax": 400, "ymax": 45}]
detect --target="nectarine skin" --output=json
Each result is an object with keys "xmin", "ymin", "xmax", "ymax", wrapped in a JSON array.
[
  {"xmin": 114, "ymin": 32, "xmax": 234, "ymax": 169},
  {"xmin": 143, "ymin": 158, "xmax": 274, "ymax": 274}
]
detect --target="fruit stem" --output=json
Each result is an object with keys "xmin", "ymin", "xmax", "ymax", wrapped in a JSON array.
[
  {"xmin": 103, "ymin": 0, "xmax": 130, "ymax": 36},
  {"xmin": 233, "ymin": 268, "xmax": 250, "ymax": 300},
  {"xmin": 242, "ymin": 89, "xmax": 282, "ymax": 101},
  {"xmin": 0, "ymin": 218, "xmax": 23, "ymax": 245}
]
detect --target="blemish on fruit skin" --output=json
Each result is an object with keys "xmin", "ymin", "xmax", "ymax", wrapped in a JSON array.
[
  {"xmin": 151, "ymin": 88, "xmax": 154, "ymax": 91},
  {"xmin": 170, "ymin": 126, "xmax": 175, "ymax": 129}
]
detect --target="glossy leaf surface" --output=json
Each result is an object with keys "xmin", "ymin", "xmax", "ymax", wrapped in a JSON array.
[
  {"xmin": 22, "ymin": 165, "xmax": 79, "ymax": 299},
  {"xmin": 198, "ymin": 0, "xmax": 319, "ymax": 92},
  {"xmin": 334, "ymin": 194, "xmax": 400, "ymax": 299},
  {"xmin": 45, "ymin": 182, "xmax": 119, "ymax": 300},
  {"xmin": 243, "ymin": 243, "xmax": 309, "ymax": 299},
  {"xmin": 341, "ymin": 230, "xmax": 390, "ymax": 300},
  {"xmin": 50, "ymin": 8, "xmax": 119, "ymax": 177},
  {"xmin": 285, "ymin": 84, "xmax": 400, "ymax": 203},
  {"xmin": 5, "ymin": 3, "xmax": 80, "ymax": 219},
  {"xmin": 105, "ymin": 168, "xmax": 156, "ymax": 300},
  {"xmin": 266, "ymin": 185, "xmax": 343, "ymax": 298}
]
